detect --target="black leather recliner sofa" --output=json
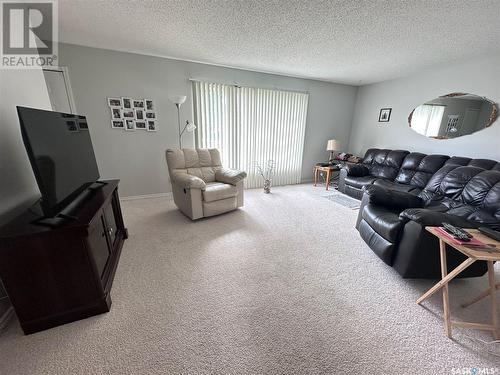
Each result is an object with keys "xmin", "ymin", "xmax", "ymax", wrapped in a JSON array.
[{"xmin": 338, "ymin": 148, "xmax": 500, "ymax": 279}]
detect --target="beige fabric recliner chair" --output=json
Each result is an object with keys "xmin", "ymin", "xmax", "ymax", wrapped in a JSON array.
[{"xmin": 166, "ymin": 148, "xmax": 247, "ymax": 220}]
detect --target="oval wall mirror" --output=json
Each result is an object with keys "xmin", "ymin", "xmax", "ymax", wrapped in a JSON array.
[{"xmin": 408, "ymin": 93, "xmax": 498, "ymax": 139}]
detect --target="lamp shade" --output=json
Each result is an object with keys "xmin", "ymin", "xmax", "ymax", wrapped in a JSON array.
[
  {"xmin": 326, "ymin": 139, "xmax": 340, "ymax": 151},
  {"xmin": 169, "ymin": 95, "xmax": 187, "ymax": 105},
  {"xmin": 186, "ymin": 122, "xmax": 196, "ymax": 132}
]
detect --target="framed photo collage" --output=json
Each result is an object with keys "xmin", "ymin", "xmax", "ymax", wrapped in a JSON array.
[{"xmin": 107, "ymin": 97, "xmax": 157, "ymax": 132}]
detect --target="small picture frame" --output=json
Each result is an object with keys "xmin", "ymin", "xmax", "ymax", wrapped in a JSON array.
[
  {"xmin": 122, "ymin": 97, "xmax": 132, "ymax": 109},
  {"xmin": 135, "ymin": 109, "xmax": 145, "ymax": 120},
  {"xmin": 111, "ymin": 119, "xmax": 125, "ymax": 129},
  {"xmin": 125, "ymin": 119, "xmax": 135, "ymax": 131},
  {"xmin": 145, "ymin": 111, "xmax": 156, "ymax": 119},
  {"xmin": 122, "ymin": 109, "xmax": 135, "ymax": 118},
  {"xmin": 66, "ymin": 120, "xmax": 79, "ymax": 132},
  {"xmin": 145, "ymin": 99, "xmax": 154, "ymax": 111},
  {"xmin": 147, "ymin": 120, "xmax": 157, "ymax": 132},
  {"xmin": 107, "ymin": 97, "xmax": 122, "ymax": 107},
  {"xmin": 379, "ymin": 108, "xmax": 392, "ymax": 122},
  {"xmin": 135, "ymin": 121, "xmax": 147, "ymax": 130},
  {"xmin": 111, "ymin": 107, "xmax": 122, "ymax": 119},
  {"xmin": 133, "ymin": 99, "xmax": 145, "ymax": 109},
  {"xmin": 77, "ymin": 116, "xmax": 89, "ymax": 130}
]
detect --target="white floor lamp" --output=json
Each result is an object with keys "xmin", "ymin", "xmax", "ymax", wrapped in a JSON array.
[{"xmin": 170, "ymin": 95, "xmax": 197, "ymax": 148}]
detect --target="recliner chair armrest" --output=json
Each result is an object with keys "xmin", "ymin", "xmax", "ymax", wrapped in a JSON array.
[
  {"xmin": 171, "ymin": 172, "xmax": 206, "ymax": 190},
  {"xmin": 363, "ymin": 185, "xmax": 424, "ymax": 210},
  {"xmin": 345, "ymin": 164, "xmax": 369, "ymax": 177},
  {"xmin": 215, "ymin": 169, "xmax": 247, "ymax": 186},
  {"xmin": 399, "ymin": 208, "xmax": 479, "ymax": 228}
]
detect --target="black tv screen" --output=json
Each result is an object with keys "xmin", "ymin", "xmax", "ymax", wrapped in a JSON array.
[{"xmin": 17, "ymin": 107, "xmax": 100, "ymax": 217}]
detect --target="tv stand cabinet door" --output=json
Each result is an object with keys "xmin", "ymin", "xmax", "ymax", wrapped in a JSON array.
[
  {"xmin": 103, "ymin": 191, "xmax": 127, "ymax": 247},
  {"xmin": 88, "ymin": 215, "xmax": 111, "ymax": 279},
  {"xmin": 103, "ymin": 201, "xmax": 117, "ymax": 246}
]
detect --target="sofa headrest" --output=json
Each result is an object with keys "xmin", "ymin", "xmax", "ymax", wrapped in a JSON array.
[
  {"xmin": 439, "ymin": 166, "xmax": 484, "ymax": 198},
  {"xmin": 399, "ymin": 152, "xmax": 426, "ymax": 170},
  {"xmin": 461, "ymin": 170, "xmax": 500, "ymax": 208},
  {"xmin": 361, "ymin": 149, "xmax": 409, "ymax": 180},
  {"xmin": 445, "ymin": 157, "xmax": 499, "ymax": 170},
  {"xmin": 165, "ymin": 148, "xmax": 222, "ymax": 171},
  {"xmin": 445, "ymin": 156, "xmax": 471, "ymax": 166},
  {"xmin": 362, "ymin": 148, "xmax": 387, "ymax": 165},
  {"xmin": 396, "ymin": 153, "xmax": 450, "ymax": 188},
  {"xmin": 362, "ymin": 148, "xmax": 409, "ymax": 166},
  {"xmin": 385, "ymin": 150, "xmax": 410, "ymax": 168}
]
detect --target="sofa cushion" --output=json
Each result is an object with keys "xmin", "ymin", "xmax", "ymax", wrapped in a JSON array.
[
  {"xmin": 362, "ymin": 205, "xmax": 405, "ymax": 242},
  {"xmin": 369, "ymin": 150, "xmax": 410, "ymax": 180},
  {"xmin": 461, "ymin": 170, "xmax": 500, "ymax": 207},
  {"xmin": 395, "ymin": 154, "xmax": 449, "ymax": 188},
  {"xmin": 395, "ymin": 153, "xmax": 426, "ymax": 184},
  {"xmin": 166, "ymin": 148, "xmax": 223, "ymax": 183},
  {"xmin": 344, "ymin": 175, "xmax": 379, "ymax": 189},
  {"xmin": 203, "ymin": 182, "xmax": 238, "ymax": 202},
  {"xmin": 373, "ymin": 179, "xmax": 417, "ymax": 193},
  {"xmin": 361, "ymin": 148, "xmax": 382, "ymax": 165},
  {"xmin": 468, "ymin": 159, "xmax": 498, "ymax": 170},
  {"xmin": 445, "ymin": 156, "xmax": 472, "ymax": 167},
  {"xmin": 203, "ymin": 197, "xmax": 237, "ymax": 217},
  {"xmin": 439, "ymin": 166, "xmax": 484, "ymax": 198},
  {"xmin": 445, "ymin": 157, "xmax": 498, "ymax": 170}
]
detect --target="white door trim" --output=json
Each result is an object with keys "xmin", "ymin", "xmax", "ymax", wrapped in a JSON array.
[{"xmin": 43, "ymin": 66, "xmax": 78, "ymax": 114}]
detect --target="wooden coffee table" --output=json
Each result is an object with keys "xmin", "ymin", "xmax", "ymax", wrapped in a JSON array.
[
  {"xmin": 417, "ymin": 227, "xmax": 500, "ymax": 339},
  {"xmin": 313, "ymin": 165, "xmax": 339, "ymax": 190}
]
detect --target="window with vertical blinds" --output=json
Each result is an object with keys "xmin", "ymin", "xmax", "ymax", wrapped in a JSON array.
[{"xmin": 192, "ymin": 81, "xmax": 309, "ymax": 189}]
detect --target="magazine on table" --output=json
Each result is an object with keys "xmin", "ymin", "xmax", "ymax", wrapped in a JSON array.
[{"xmin": 436, "ymin": 227, "xmax": 500, "ymax": 253}]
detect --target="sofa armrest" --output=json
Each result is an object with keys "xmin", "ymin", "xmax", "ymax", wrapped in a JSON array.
[
  {"xmin": 345, "ymin": 164, "xmax": 369, "ymax": 177},
  {"xmin": 399, "ymin": 208, "xmax": 479, "ymax": 228},
  {"xmin": 170, "ymin": 172, "xmax": 206, "ymax": 190},
  {"xmin": 215, "ymin": 168, "xmax": 247, "ymax": 185},
  {"xmin": 363, "ymin": 185, "xmax": 424, "ymax": 210}
]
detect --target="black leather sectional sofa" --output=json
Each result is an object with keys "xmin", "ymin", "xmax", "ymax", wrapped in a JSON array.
[{"xmin": 338, "ymin": 148, "xmax": 500, "ymax": 279}]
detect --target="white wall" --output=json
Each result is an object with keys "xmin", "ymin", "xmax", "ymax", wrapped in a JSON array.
[
  {"xmin": 348, "ymin": 53, "xmax": 500, "ymax": 160},
  {"xmin": 0, "ymin": 68, "xmax": 52, "ymax": 322},
  {"xmin": 58, "ymin": 43, "xmax": 358, "ymax": 197}
]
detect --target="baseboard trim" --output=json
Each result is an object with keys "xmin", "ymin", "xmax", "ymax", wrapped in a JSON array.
[
  {"xmin": 0, "ymin": 306, "xmax": 14, "ymax": 333},
  {"xmin": 120, "ymin": 192, "xmax": 173, "ymax": 201}
]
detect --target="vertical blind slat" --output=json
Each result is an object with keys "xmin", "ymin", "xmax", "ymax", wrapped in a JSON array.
[{"xmin": 194, "ymin": 81, "xmax": 308, "ymax": 189}]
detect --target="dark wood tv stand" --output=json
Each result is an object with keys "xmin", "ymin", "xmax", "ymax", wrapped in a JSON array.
[{"xmin": 0, "ymin": 180, "xmax": 128, "ymax": 334}]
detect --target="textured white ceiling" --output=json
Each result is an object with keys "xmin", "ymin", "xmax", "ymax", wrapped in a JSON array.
[{"xmin": 58, "ymin": 0, "xmax": 500, "ymax": 85}]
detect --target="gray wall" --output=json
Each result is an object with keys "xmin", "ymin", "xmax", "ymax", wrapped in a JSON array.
[
  {"xmin": 0, "ymin": 68, "xmax": 52, "ymax": 324},
  {"xmin": 58, "ymin": 43, "xmax": 358, "ymax": 197},
  {"xmin": 348, "ymin": 53, "xmax": 500, "ymax": 160}
]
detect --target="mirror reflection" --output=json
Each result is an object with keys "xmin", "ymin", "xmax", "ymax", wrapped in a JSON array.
[{"xmin": 408, "ymin": 93, "xmax": 497, "ymax": 139}]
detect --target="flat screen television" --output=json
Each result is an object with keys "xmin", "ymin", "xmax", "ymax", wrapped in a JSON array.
[{"xmin": 17, "ymin": 106, "xmax": 100, "ymax": 218}]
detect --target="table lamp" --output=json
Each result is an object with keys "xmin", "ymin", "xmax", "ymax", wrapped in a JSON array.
[{"xmin": 327, "ymin": 139, "xmax": 340, "ymax": 164}]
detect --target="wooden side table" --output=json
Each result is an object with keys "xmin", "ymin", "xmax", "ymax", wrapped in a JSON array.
[
  {"xmin": 417, "ymin": 227, "xmax": 500, "ymax": 339},
  {"xmin": 313, "ymin": 165, "xmax": 340, "ymax": 190}
]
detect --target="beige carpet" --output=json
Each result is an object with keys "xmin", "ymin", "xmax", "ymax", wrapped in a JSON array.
[{"xmin": 1, "ymin": 184, "xmax": 499, "ymax": 374}]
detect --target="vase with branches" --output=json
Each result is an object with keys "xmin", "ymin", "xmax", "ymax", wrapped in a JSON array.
[{"xmin": 254, "ymin": 160, "xmax": 275, "ymax": 193}]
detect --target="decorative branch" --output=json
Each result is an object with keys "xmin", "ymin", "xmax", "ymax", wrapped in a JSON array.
[{"xmin": 254, "ymin": 160, "xmax": 275, "ymax": 181}]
